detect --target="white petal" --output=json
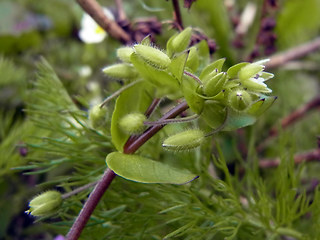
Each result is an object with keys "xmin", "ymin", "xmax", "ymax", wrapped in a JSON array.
[{"xmin": 79, "ymin": 29, "xmax": 106, "ymax": 43}]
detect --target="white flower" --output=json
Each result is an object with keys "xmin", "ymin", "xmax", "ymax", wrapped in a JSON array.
[{"xmin": 79, "ymin": 8, "xmax": 114, "ymax": 44}]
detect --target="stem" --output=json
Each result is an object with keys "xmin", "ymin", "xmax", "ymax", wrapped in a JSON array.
[
  {"xmin": 66, "ymin": 101, "xmax": 189, "ymax": 239},
  {"xmin": 124, "ymin": 101, "xmax": 189, "ymax": 153},
  {"xmin": 144, "ymin": 114, "xmax": 198, "ymax": 126},
  {"xmin": 62, "ymin": 181, "xmax": 98, "ymax": 200},
  {"xmin": 265, "ymin": 37, "xmax": 320, "ymax": 69},
  {"xmin": 66, "ymin": 168, "xmax": 116, "ymax": 240},
  {"xmin": 100, "ymin": 80, "xmax": 142, "ymax": 108},
  {"xmin": 172, "ymin": 0, "xmax": 183, "ymax": 30},
  {"xmin": 115, "ymin": 0, "xmax": 127, "ymax": 22},
  {"xmin": 258, "ymin": 96, "xmax": 320, "ymax": 151},
  {"xmin": 259, "ymin": 148, "xmax": 320, "ymax": 168},
  {"xmin": 184, "ymin": 71, "xmax": 203, "ymax": 85},
  {"xmin": 76, "ymin": 0, "xmax": 131, "ymax": 43}
]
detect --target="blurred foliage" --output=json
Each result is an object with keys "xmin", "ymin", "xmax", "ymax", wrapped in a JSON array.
[{"xmin": 0, "ymin": 0, "xmax": 320, "ymax": 239}]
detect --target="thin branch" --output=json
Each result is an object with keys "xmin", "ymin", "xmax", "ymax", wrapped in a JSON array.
[
  {"xmin": 258, "ymin": 96, "xmax": 320, "ymax": 151},
  {"xmin": 76, "ymin": 0, "xmax": 131, "ymax": 43},
  {"xmin": 124, "ymin": 101, "xmax": 189, "ymax": 154},
  {"xmin": 99, "ymin": 80, "xmax": 142, "ymax": 108},
  {"xmin": 144, "ymin": 114, "xmax": 198, "ymax": 126},
  {"xmin": 66, "ymin": 168, "xmax": 116, "ymax": 240},
  {"xmin": 259, "ymin": 148, "xmax": 320, "ymax": 168},
  {"xmin": 62, "ymin": 181, "xmax": 98, "ymax": 200},
  {"xmin": 115, "ymin": 0, "xmax": 127, "ymax": 22},
  {"xmin": 265, "ymin": 37, "xmax": 320, "ymax": 69},
  {"xmin": 172, "ymin": 0, "xmax": 184, "ymax": 30}
]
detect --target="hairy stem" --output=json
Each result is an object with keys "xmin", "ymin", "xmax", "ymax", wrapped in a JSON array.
[
  {"xmin": 66, "ymin": 168, "xmax": 116, "ymax": 240},
  {"xmin": 66, "ymin": 101, "xmax": 189, "ymax": 239},
  {"xmin": 62, "ymin": 181, "xmax": 98, "ymax": 200},
  {"xmin": 76, "ymin": 0, "xmax": 130, "ymax": 43}
]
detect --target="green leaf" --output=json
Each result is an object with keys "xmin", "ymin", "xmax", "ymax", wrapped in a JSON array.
[
  {"xmin": 200, "ymin": 100, "xmax": 227, "ymax": 129},
  {"xmin": 130, "ymin": 52, "xmax": 180, "ymax": 98},
  {"xmin": 106, "ymin": 152, "xmax": 198, "ymax": 184},
  {"xmin": 169, "ymin": 52, "xmax": 189, "ymax": 83},
  {"xmin": 181, "ymin": 74, "xmax": 204, "ymax": 114},
  {"xmin": 223, "ymin": 109, "xmax": 257, "ymax": 131},
  {"xmin": 247, "ymin": 95, "xmax": 277, "ymax": 117},
  {"xmin": 111, "ymin": 81, "xmax": 152, "ymax": 152}
]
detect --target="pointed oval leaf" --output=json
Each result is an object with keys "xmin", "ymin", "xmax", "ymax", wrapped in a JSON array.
[
  {"xmin": 111, "ymin": 81, "xmax": 152, "ymax": 151},
  {"xmin": 181, "ymin": 74, "xmax": 204, "ymax": 114},
  {"xmin": 169, "ymin": 52, "xmax": 189, "ymax": 83},
  {"xmin": 106, "ymin": 152, "xmax": 198, "ymax": 184}
]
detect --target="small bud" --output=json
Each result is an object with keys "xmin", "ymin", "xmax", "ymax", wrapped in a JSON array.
[
  {"xmin": 117, "ymin": 47, "xmax": 134, "ymax": 63},
  {"xmin": 226, "ymin": 62, "xmax": 249, "ymax": 79},
  {"xmin": 185, "ymin": 46, "xmax": 199, "ymax": 72},
  {"xmin": 162, "ymin": 129, "xmax": 204, "ymax": 151},
  {"xmin": 228, "ymin": 89, "xmax": 252, "ymax": 111},
  {"xmin": 134, "ymin": 44, "xmax": 171, "ymax": 69},
  {"xmin": 203, "ymin": 72, "xmax": 227, "ymax": 97},
  {"xmin": 103, "ymin": 63, "xmax": 138, "ymax": 80},
  {"xmin": 171, "ymin": 27, "xmax": 192, "ymax": 53},
  {"xmin": 201, "ymin": 68, "xmax": 218, "ymax": 84},
  {"xmin": 26, "ymin": 190, "xmax": 62, "ymax": 217},
  {"xmin": 119, "ymin": 113, "xmax": 147, "ymax": 134},
  {"xmin": 89, "ymin": 105, "xmax": 107, "ymax": 129},
  {"xmin": 238, "ymin": 63, "xmax": 264, "ymax": 81}
]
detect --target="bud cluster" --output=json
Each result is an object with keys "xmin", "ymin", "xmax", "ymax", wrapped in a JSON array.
[{"xmin": 101, "ymin": 27, "xmax": 276, "ymax": 151}]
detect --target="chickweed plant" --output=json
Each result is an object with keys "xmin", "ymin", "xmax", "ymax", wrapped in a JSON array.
[{"xmin": 18, "ymin": 1, "xmax": 320, "ymax": 240}]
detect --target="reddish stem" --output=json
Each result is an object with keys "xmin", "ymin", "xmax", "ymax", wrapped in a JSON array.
[
  {"xmin": 66, "ymin": 101, "xmax": 189, "ymax": 239},
  {"xmin": 259, "ymin": 148, "xmax": 320, "ymax": 168}
]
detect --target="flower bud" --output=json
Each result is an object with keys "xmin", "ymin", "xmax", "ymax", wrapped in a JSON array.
[
  {"xmin": 226, "ymin": 62, "xmax": 249, "ymax": 79},
  {"xmin": 89, "ymin": 105, "xmax": 107, "ymax": 129},
  {"xmin": 203, "ymin": 72, "xmax": 227, "ymax": 97},
  {"xmin": 26, "ymin": 190, "xmax": 62, "ymax": 217},
  {"xmin": 162, "ymin": 129, "xmax": 204, "ymax": 151},
  {"xmin": 228, "ymin": 89, "xmax": 252, "ymax": 111},
  {"xmin": 103, "ymin": 63, "xmax": 138, "ymax": 80},
  {"xmin": 119, "ymin": 113, "xmax": 146, "ymax": 134},
  {"xmin": 117, "ymin": 47, "xmax": 134, "ymax": 63},
  {"xmin": 171, "ymin": 27, "xmax": 192, "ymax": 53},
  {"xmin": 134, "ymin": 44, "xmax": 171, "ymax": 69},
  {"xmin": 238, "ymin": 63, "xmax": 264, "ymax": 81}
]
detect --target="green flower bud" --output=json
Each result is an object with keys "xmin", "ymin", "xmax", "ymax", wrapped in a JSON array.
[
  {"xmin": 119, "ymin": 113, "xmax": 146, "ymax": 134},
  {"xmin": 238, "ymin": 63, "xmax": 264, "ymax": 81},
  {"xmin": 185, "ymin": 46, "xmax": 199, "ymax": 72},
  {"xmin": 200, "ymin": 58, "xmax": 226, "ymax": 80},
  {"xmin": 134, "ymin": 44, "xmax": 171, "ymax": 69},
  {"xmin": 203, "ymin": 72, "xmax": 227, "ymax": 97},
  {"xmin": 26, "ymin": 190, "xmax": 62, "ymax": 217},
  {"xmin": 201, "ymin": 68, "xmax": 218, "ymax": 84},
  {"xmin": 228, "ymin": 89, "xmax": 252, "ymax": 111},
  {"xmin": 117, "ymin": 47, "xmax": 134, "ymax": 63},
  {"xmin": 171, "ymin": 27, "xmax": 192, "ymax": 53},
  {"xmin": 242, "ymin": 78, "xmax": 272, "ymax": 93},
  {"xmin": 226, "ymin": 62, "xmax": 249, "ymax": 79},
  {"xmin": 103, "ymin": 63, "xmax": 138, "ymax": 80},
  {"xmin": 89, "ymin": 105, "xmax": 107, "ymax": 129},
  {"xmin": 162, "ymin": 129, "xmax": 204, "ymax": 151}
]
